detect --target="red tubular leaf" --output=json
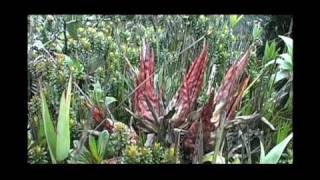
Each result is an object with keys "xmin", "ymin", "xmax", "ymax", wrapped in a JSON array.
[
  {"xmin": 212, "ymin": 48, "xmax": 251, "ymax": 121},
  {"xmin": 171, "ymin": 45, "xmax": 209, "ymax": 127},
  {"xmin": 183, "ymin": 89, "xmax": 215, "ymax": 152},
  {"xmin": 215, "ymin": 48, "xmax": 250, "ymax": 107},
  {"xmin": 184, "ymin": 47, "xmax": 251, "ymax": 154},
  {"xmin": 226, "ymin": 75, "xmax": 250, "ymax": 120},
  {"xmin": 134, "ymin": 42, "xmax": 161, "ymax": 130}
]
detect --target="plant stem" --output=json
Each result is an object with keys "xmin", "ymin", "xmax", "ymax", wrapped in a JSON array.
[{"xmin": 213, "ymin": 111, "xmax": 226, "ymax": 163}]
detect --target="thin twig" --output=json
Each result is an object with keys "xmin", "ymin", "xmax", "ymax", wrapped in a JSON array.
[
  {"xmin": 177, "ymin": 30, "xmax": 211, "ymax": 56},
  {"xmin": 73, "ymin": 131, "xmax": 89, "ymax": 157},
  {"xmin": 124, "ymin": 107, "xmax": 139, "ymax": 119},
  {"xmin": 73, "ymin": 82, "xmax": 93, "ymax": 105},
  {"xmin": 78, "ymin": 129, "xmax": 101, "ymax": 136},
  {"xmin": 41, "ymin": 46, "xmax": 56, "ymax": 67},
  {"xmin": 105, "ymin": 104, "xmax": 116, "ymax": 123},
  {"xmin": 225, "ymin": 113, "xmax": 261, "ymax": 129}
]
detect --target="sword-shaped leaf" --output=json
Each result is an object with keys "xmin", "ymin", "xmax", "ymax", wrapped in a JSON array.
[
  {"xmin": 40, "ymin": 83, "xmax": 57, "ymax": 164},
  {"xmin": 56, "ymin": 76, "xmax": 72, "ymax": 162}
]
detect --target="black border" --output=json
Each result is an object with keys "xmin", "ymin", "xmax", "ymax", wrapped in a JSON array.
[{"xmin": 3, "ymin": 0, "xmax": 311, "ymax": 179}]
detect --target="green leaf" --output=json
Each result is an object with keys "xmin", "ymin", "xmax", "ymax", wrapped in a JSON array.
[
  {"xmin": 64, "ymin": 55, "xmax": 73, "ymax": 66},
  {"xmin": 158, "ymin": 64, "xmax": 164, "ymax": 88},
  {"xmin": 202, "ymin": 151, "xmax": 215, "ymax": 163},
  {"xmin": 67, "ymin": 21, "xmax": 80, "ymax": 40},
  {"xmin": 156, "ymin": 30, "xmax": 160, "ymax": 63},
  {"xmin": 279, "ymin": 53, "xmax": 292, "ymax": 71},
  {"xmin": 230, "ymin": 15, "xmax": 243, "ymax": 29},
  {"xmin": 77, "ymin": 146, "xmax": 92, "ymax": 164},
  {"xmin": 89, "ymin": 135, "xmax": 99, "ymax": 161},
  {"xmin": 264, "ymin": 59, "xmax": 278, "ymax": 68},
  {"xmin": 252, "ymin": 23, "xmax": 263, "ymax": 40},
  {"xmin": 243, "ymin": 68, "xmax": 265, "ymax": 96},
  {"xmin": 40, "ymin": 85, "xmax": 57, "ymax": 164},
  {"xmin": 264, "ymin": 58, "xmax": 286, "ymax": 69},
  {"xmin": 279, "ymin": 35, "xmax": 293, "ymax": 56},
  {"xmin": 94, "ymin": 81, "xmax": 103, "ymax": 104},
  {"xmin": 97, "ymin": 130, "xmax": 109, "ymax": 158},
  {"xmin": 277, "ymin": 122, "xmax": 292, "ymax": 144},
  {"xmin": 271, "ymin": 71, "xmax": 289, "ymax": 84},
  {"xmin": 260, "ymin": 133, "xmax": 293, "ymax": 164},
  {"xmin": 56, "ymin": 76, "xmax": 72, "ymax": 162},
  {"xmin": 263, "ymin": 40, "xmax": 279, "ymax": 62},
  {"xmin": 166, "ymin": 78, "xmax": 172, "ymax": 93},
  {"xmin": 260, "ymin": 140, "xmax": 265, "ymax": 161},
  {"xmin": 105, "ymin": 96, "xmax": 117, "ymax": 107},
  {"xmin": 202, "ymin": 151, "xmax": 225, "ymax": 164},
  {"xmin": 38, "ymin": 114, "xmax": 46, "ymax": 146}
]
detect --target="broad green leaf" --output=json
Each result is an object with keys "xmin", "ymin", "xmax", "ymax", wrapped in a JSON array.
[
  {"xmin": 56, "ymin": 76, "xmax": 72, "ymax": 162},
  {"xmin": 97, "ymin": 130, "xmax": 109, "ymax": 158},
  {"xmin": 89, "ymin": 135, "xmax": 99, "ymax": 161},
  {"xmin": 260, "ymin": 133, "xmax": 293, "ymax": 164},
  {"xmin": 271, "ymin": 71, "xmax": 289, "ymax": 84},
  {"xmin": 279, "ymin": 35, "xmax": 293, "ymax": 56},
  {"xmin": 260, "ymin": 140, "xmax": 265, "ymax": 161},
  {"xmin": 40, "ymin": 85, "xmax": 57, "ymax": 164},
  {"xmin": 280, "ymin": 53, "xmax": 291, "ymax": 62},
  {"xmin": 202, "ymin": 151, "xmax": 215, "ymax": 163},
  {"xmin": 55, "ymin": 91, "xmax": 67, "ymax": 161},
  {"xmin": 264, "ymin": 59, "xmax": 278, "ymax": 68},
  {"xmin": 279, "ymin": 53, "xmax": 292, "ymax": 71},
  {"xmin": 105, "ymin": 96, "xmax": 117, "ymax": 107},
  {"xmin": 264, "ymin": 58, "xmax": 286, "ymax": 70}
]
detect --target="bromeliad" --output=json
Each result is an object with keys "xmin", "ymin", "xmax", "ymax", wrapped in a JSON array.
[
  {"xmin": 183, "ymin": 47, "xmax": 252, "ymax": 153},
  {"xmin": 84, "ymin": 100, "xmax": 114, "ymax": 132},
  {"xmin": 133, "ymin": 41, "xmax": 253, "ymax": 156}
]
